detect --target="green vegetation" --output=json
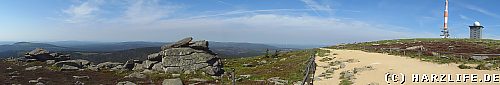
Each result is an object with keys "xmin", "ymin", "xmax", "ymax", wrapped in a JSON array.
[
  {"xmin": 339, "ymin": 79, "xmax": 353, "ymax": 85},
  {"xmin": 458, "ymin": 64, "xmax": 473, "ymax": 69},
  {"xmin": 46, "ymin": 66, "xmax": 62, "ymax": 71},
  {"xmin": 328, "ymin": 38, "xmax": 500, "ymax": 70},
  {"xmin": 316, "ymin": 48, "xmax": 331, "ymax": 57},
  {"xmin": 319, "ymin": 57, "xmax": 333, "ymax": 62},
  {"xmin": 339, "ymin": 72, "xmax": 353, "ymax": 85},
  {"xmin": 222, "ymin": 49, "xmax": 317, "ymax": 84},
  {"xmin": 475, "ymin": 64, "xmax": 492, "ymax": 70}
]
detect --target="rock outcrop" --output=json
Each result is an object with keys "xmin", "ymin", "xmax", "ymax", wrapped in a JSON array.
[
  {"xmin": 23, "ymin": 48, "xmax": 98, "ymax": 71},
  {"xmin": 24, "ymin": 48, "xmax": 70, "ymax": 62},
  {"xmin": 134, "ymin": 37, "xmax": 224, "ymax": 76}
]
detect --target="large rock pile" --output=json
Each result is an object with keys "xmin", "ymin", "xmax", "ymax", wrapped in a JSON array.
[
  {"xmin": 24, "ymin": 48, "xmax": 70, "ymax": 62},
  {"xmin": 133, "ymin": 37, "xmax": 224, "ymax": 76}
]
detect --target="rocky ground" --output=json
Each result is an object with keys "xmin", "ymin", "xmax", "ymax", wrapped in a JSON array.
[
  {"xmin": 1, "ymin": 37, "xmax": 223, "ymax": 85},
  {"xmin": 314, "ymin": 48, "xmax": 500, "ymax": 85},
  {"xmin": 0, "ymin": 37, "xmax": 319, "ymax": 85},
  {"xmin": 0, "ymin": 60, "xmax": 151, "ymax": 84}
]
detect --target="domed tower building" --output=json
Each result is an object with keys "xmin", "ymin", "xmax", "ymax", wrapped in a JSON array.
[{"xmin": 469, "ymin": 21, "xmax": 484, "ymax": 39}]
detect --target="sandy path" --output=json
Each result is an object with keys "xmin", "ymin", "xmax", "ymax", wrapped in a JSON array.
[{"xmin": 314, "ymin": 48, "xmax": 500, "ymax": 85}]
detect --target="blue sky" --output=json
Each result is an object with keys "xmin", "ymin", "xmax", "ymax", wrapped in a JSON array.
[{"xmin": 1, "ymin": 0, "xmax": 499, "ymax": 45}]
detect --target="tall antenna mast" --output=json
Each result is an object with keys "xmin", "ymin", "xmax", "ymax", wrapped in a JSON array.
[{"xmin": 441, "ymin": 0, "xmax": 450, "ymax": 38}]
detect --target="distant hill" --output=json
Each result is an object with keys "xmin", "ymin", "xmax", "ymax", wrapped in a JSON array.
[
  {"xmin": 70, "ymin": 42, "xmax": 291, "ymax": 63},
  {"xmin": 0, "ymin": 42, "xmax": 79, "ymax": 58},
  {"xmin": 65, "ymin": 41, "xmax": 166, "ymax": 52},
  {"xmin": 0, "ymin": 41, "xmax": 297, "ymax": 62},
  {"xmin": 68, "ymin": 47, "xmax": 159, "ymax": 63},
  {"xmin": 45, "ymin": 41, "xmax": 107, "ymax": 47},
  {"xmin": 0, "ymin": 41, "xmax": 15, "ymax": 45},
  {"xmin": 267, "ymin": 44, "xmax": 325, "ymax": 49}
]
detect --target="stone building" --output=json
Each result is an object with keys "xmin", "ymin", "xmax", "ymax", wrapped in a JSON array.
[{"xmin": 469, "ymin": 21, "xmax": 484, "ymax": 39}]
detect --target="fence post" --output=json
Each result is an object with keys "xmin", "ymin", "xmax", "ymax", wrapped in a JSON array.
[
  {"xmin": 310, "ymin": 54, "xmax": 316, "ymax": 85},
  {"xmin": 302, "ymin": 51, "xmax": 316, "ymax": 85}
]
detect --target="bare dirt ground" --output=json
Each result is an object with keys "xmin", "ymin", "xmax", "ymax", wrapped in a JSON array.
[{"xmin": 314, "ymin": 48, "xmax": 500, "ymax": 85}]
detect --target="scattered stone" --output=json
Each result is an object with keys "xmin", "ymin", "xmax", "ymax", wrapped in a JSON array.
[
  {"xmin": 292, "ymin": 81, "xmax": 303, "ymax": 85},
  {"xmin": 141, "ymin": 69, "xmax": 154, "ymax": 74},
  {"xmin": 339, "ymin": 62, "xmax": 346, "ymax": 68},
  {"xmin": 73, "ymin": 76, "xmax": 90, "ymax": 80},
  {"xmin": 5, "ymin": 57, "xmax": 21, "ymax": 62},
  {"xmin": 6, "ymin": 67, "xmax": 13, "ymax": 70},
  {"xmin": 171, "ymin": 74, "xmax": 181, "ymax": 77},
  {"xmin": 61, "ymin": 64, "xmax": 80, "ymax": 71},
  {"xmin": 485, "ymin": 63, "xmax": 494, "ymax": 67},
  {"xmin": 353, "ymin": 66, "xmax": 375, "ymax": 74},
  {"xmin": 74, "ymin": 81, "xmax": 85, "ymax": 85},
  {"xmin": 8, "ymin": 71, "xmax": 20, "ymax": 76},
  {"xmin": 345, "ymin": 59, "xmax": 358, "ymax": 63},
  {"xmin": 431, "ymin": 52, "xmax": 440, "ymax": 56},
  {"xmin": 267, "ymin": 77, "xmax": 288, "ymax": 85},
  {"xmin": 325, "ymin": 68, "xmax": 335, "ymax": 73},
  {"xmin": 25, "ymin": 66, "xmax": 43, "ymax": 71},
  {"xmin": 116, "ymin": 81, "xmax": 136, "ymax": 85},
  {"xmin": 35, "ymin": 82, "xmax": 45, "ymax": 85},
  {"xmin": 29, "ymin": 80, "xmax": 39, "ymax": 83},
  {"xmin": 280, "ymin": 58, "xmax": 287, "ymax": 61},
  {"xmin": 46, "ymin": 60, "xmax": 56, "ymax": 64},
  {"xmin": 125, "ymin": 72, "xmax": 146, "ymax": 79},
  {"xmin": 471, "ymin": 56, "xmax": 488, "ymax": 61},
  {"xmin": 88, "ymin": 65, "xmax": 99, "ymax": 71},
  {"xmin": 162, "ymin": 78, "xmax": 183, "ymax": 85},
  {"xmin": 258, "ymin": 60, "xmax": 268, "ymax": 64},
  {"xmin": 97, "ymin": 62, "xmax": 123, "ymax": 69},
  {"xmin": 239, "ymin": 75, "xmax": 251, "ymax": 79},
  {"xmin": 10, "ymin": 76, "xmax": 20, "ymax": 80},
  {"xmin": 242, "ymin": 63, "xmax": 254, "ymax": 67},
  {"xmin": 406, "ymin": 45, "xmax": 425, "ymax": 50},
  {"xmin": 147, "ymin": 53, "xmax": 161, "ymax": 61},
  {"xmin": 314, "ymin": 78, "xmax": 322, "ymax": 81},
  {"xmin": 368, "ymin": 82, "xmax": 379, "ymax": 85},
  {"xmin": 183, "ymin": 70, "xmax": 193, "ymax": 74},
  {"xmin": 53, "ymin": 59, "xmax": 90, "ymax": 68},
  {"xmin": 189, "ymin": 78, "xmax": 208, "ymax": 82},
  {"xmin": 340, "ymin": 70, "xmax": 355, "ymax": 80},
  {"xmin": 440, "ymin": 56, "xmax": 449, "ymax": 59},
  {"xmin": 110, "ymin": 65, "xmax": 125, "ymax": 71}
]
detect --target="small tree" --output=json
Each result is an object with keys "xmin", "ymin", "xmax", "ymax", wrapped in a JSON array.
[{"xmin": 265, "ymin": 49, "xmax": 270, "ymax": 58}]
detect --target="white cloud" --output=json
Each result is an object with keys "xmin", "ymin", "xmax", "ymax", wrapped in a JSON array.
[
  {"xmin": 122, "ymin": 0, "xmax": 178, "ymax": 24},
  {"xmin": 459, "ymin": 15, "xmax": 471, "ymax": 20},
  {"xmin": 462, "ymin": 4, "xmax": 500, "ymax": 19},
  {"xmin": 62, "ymin": 0, "xmax": 103, "ymax": 23},
  {"xmin": 117, "ymin": 14, "xmax": 427, "ymax": 44},
  {"xmin": 55, "ymin": 0, "xmax": 428, "ymax": 45},
  {"xmin": 300, "ymin": 0, "xmax": 334, "ymax": 17}
]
